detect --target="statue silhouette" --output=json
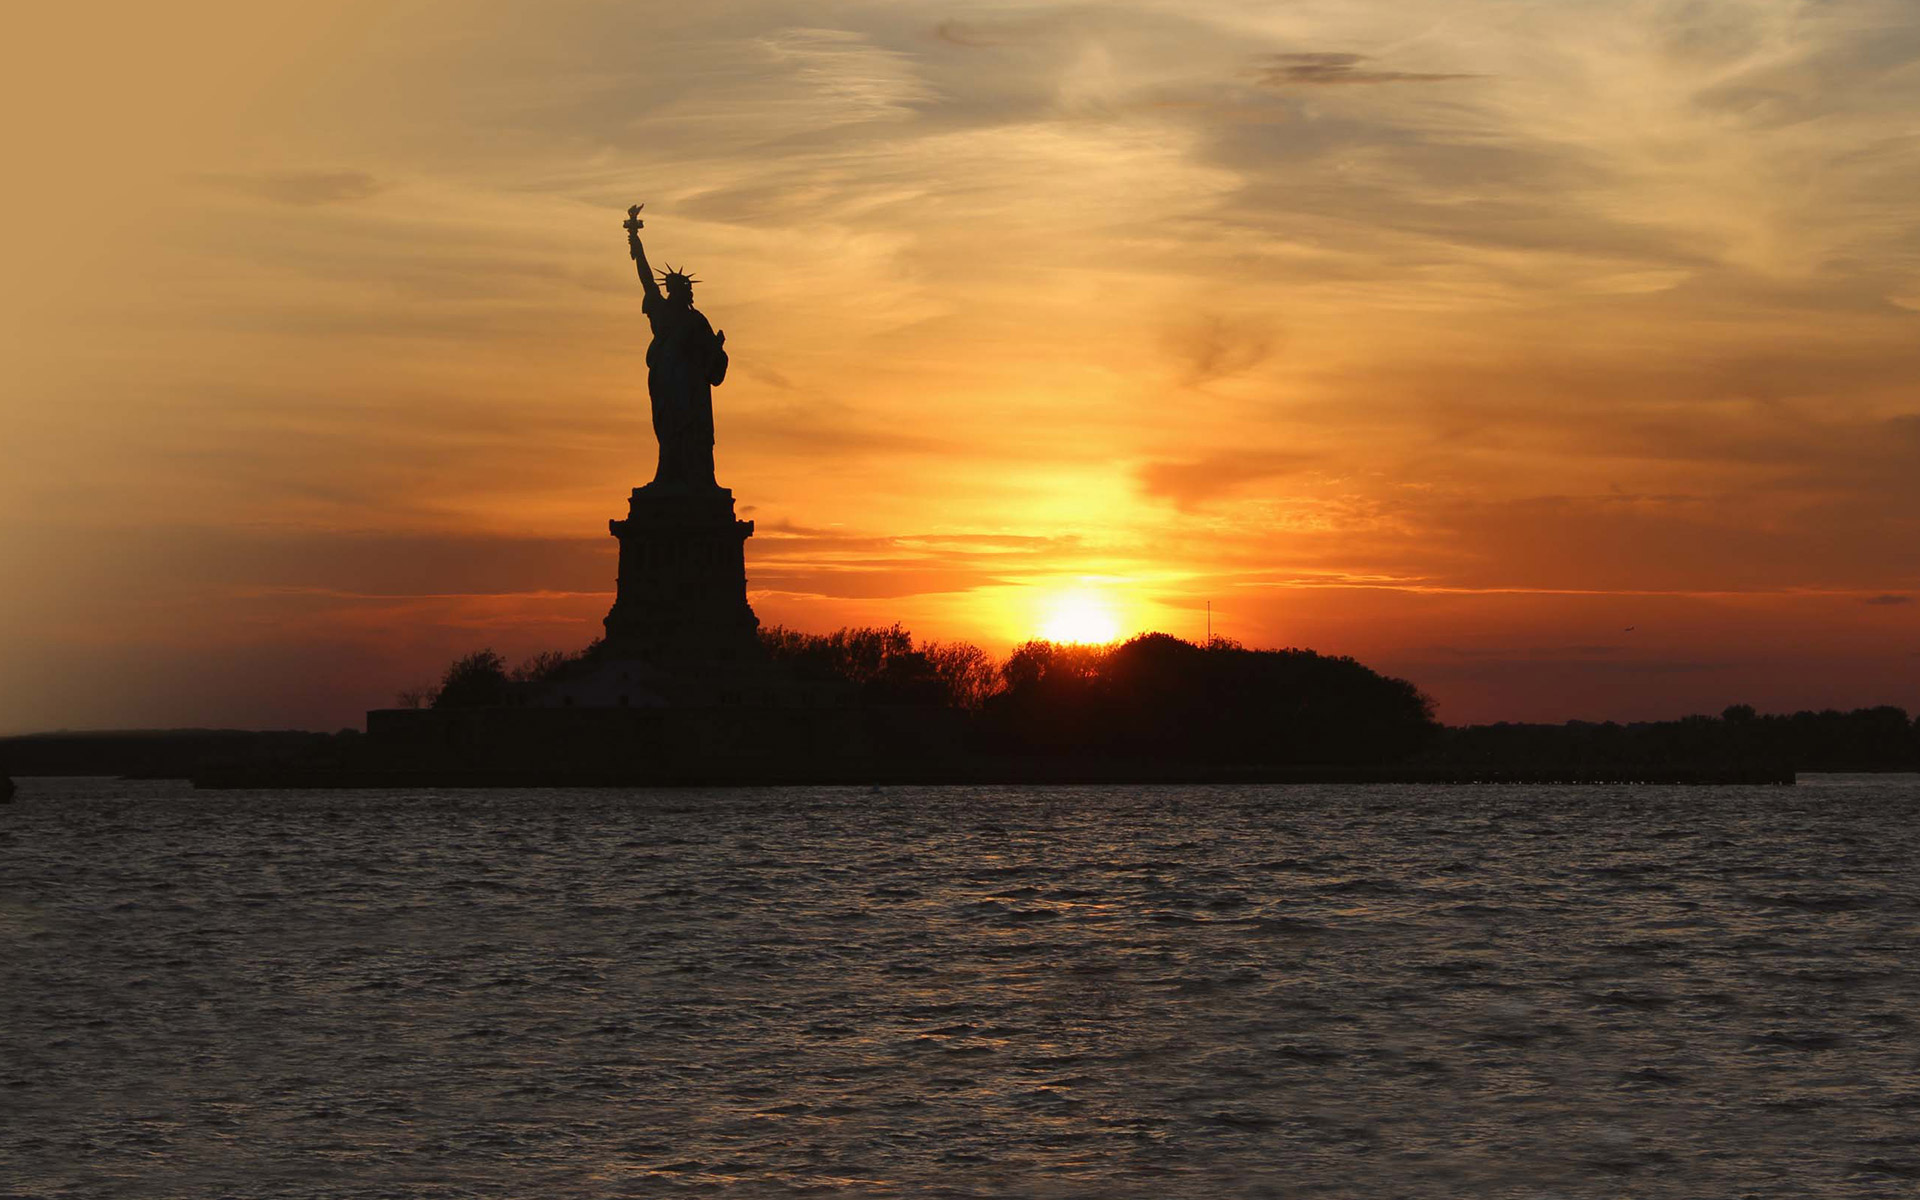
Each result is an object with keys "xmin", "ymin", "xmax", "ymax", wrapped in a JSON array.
[{"xmin": 626, "ymin": 205, "xmax": 728, "ymax": 491}]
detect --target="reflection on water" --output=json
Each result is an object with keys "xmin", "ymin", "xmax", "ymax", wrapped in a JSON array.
[{"xmin": 3, "ymin": 776, "xmax": 1919, "ymax": 1197}]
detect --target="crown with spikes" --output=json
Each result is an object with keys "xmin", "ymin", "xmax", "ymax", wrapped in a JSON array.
[{"xmin": 656, "ymin": 263, "xmax": 699, "ymax": 290}]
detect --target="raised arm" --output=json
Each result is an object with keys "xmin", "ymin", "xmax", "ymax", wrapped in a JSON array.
[{"xmin": 624, "ymin": 205, "xmax": 661, "ymax": 300}]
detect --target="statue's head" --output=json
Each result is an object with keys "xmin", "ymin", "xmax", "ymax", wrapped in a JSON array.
[{"xmin": 657, "ymin": 266, "xmax": 697, "ymax": 306}]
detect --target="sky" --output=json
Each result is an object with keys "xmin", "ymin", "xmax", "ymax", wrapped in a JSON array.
[{"xmin": 4, "ymin": 0, "xmax": 1919, "ymax": 732}]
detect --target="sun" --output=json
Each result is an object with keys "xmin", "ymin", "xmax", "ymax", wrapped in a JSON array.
[{"xmin": 1039, "ymin": 588, "xmax": 1123, "ymax": 645}]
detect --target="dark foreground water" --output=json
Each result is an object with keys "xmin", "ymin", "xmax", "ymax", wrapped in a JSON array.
[{"xmin": 3, "ymin": 777, "xmax": 1919, "ymax": 1198}]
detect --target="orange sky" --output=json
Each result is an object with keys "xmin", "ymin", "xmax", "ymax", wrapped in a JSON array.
[{"xmin": 5, "ymin": 1, "xmax": 1919, "ymax": 732}]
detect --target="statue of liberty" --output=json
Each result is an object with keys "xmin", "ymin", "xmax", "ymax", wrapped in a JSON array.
[{"xmin": 624, "ymin": 205, "xmax": 728, "ymax": 491}]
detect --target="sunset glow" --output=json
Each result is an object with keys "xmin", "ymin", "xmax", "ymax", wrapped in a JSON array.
[
  {"xmin": 1038, "ymin": 588, "xmax": 1125, "ymax": 647},
  {"xmin": 4, "ymin": 1, "xmax": 1919, "ymax": 732}
]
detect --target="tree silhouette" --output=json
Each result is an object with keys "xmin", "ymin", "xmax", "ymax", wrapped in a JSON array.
[
  {"xmin": 923, "ymin": 640, "xmax": 997, "ymax": 711},
  {"xmin": 433, "ymin": 649, "xmax": 509, "ymax": 709},
  {"xmin": 981, "ymin": 632, "xmax": 1439, "ymax": 764},
  {"xmin": 758, "ymin": 624, "xmax": 950, "ymax": 704}
]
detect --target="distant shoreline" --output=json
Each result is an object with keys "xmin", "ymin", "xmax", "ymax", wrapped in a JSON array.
[
  {"xmin": 183, "ymin": 762, "xmax": 1794, "ymax": 789},
  {"xmin": 0, "ymin": 724, "xmax": 1870, "ymax": 789}
]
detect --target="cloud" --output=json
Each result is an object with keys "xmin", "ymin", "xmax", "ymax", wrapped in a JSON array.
[
  {"xmin": 1434, "ymin": 644, "xmax": 1624, "ymax": 659},
  {"xmin": 1164, "ymin": 314, "xmax": 1277, "ymax": 384},
  {"xmin": 1863, "ymin": 594, "xmax": 1914, "ymax": 606},
  {"xmin": 933, "ymin": 19, "xmax": 1021, "ymax": 48},
  {"xmin": 1441, "ymin": 656, "xmax": 1717, "ymax": 675},
  {"xmin": 153, "ymin": 528, "xmax": 612, "ymax": 598},
  {"xmin": 760, "ymin": 523, "xmax": 1077, "ymax": 554},
  {"xmin": 749, "ymin": 522, "xmax": 1084, "ymax": 601},
  {"xmin": 1253, "ymin": 52, "xmax": 1479, "ymax": 87},
  {"xmin": 731, "ymin": 402, "xmax": 947, "ymax": 458},
  {"xmin": 196, "ymin": 169, "xmax": 386, "ymax": 206},
  {"xmin": 754, "ymin": 28, "xmax": 931, "ymax": 125},
  {"xmin": 751, "ymin": 565, "xmax": 1005, "ymax": 600},
  {"xmin": 1137, "ymin": 450, "xmax": 1316, "ymax": 508}
]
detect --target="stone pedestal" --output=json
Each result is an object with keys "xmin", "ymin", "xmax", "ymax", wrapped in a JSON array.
[{"xmin": 603, "ymin": 483, "xmax": 760, "ymax": 665}]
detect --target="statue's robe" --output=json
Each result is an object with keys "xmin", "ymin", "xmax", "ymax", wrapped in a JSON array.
[{"xmin": 643, "ymin": 292, "xmax": 728, "ymax": 489}]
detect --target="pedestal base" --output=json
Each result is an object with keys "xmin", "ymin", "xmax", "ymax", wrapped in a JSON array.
[{"xmin": 602, "ymin": 482, "xmax": 759, "ymax": 666}]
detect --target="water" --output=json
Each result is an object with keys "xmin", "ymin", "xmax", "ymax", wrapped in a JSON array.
[{"xmin": 3, "ymin": 776, "xmax": 1919, "ymax": 1198}]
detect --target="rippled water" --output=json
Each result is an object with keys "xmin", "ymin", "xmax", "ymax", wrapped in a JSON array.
[{"xmin": 4, "ymin": 776, "xmax": 1919, "ymax": 1197}]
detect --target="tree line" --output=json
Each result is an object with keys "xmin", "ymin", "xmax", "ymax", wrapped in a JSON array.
[
  {"xmin": 407, "ymin": 626, "xmax": 1441, "ymax": 764},
  {"xmin": 402, "ymin": 627, "xmax": 1920, "ymax": 770},
  {"xmin": 1429, "ymin": 704, "xmax": 1920, "ymax": 772}
]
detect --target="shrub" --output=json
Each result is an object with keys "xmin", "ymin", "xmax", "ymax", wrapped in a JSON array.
[{"xmin": 433, "ymin": 649, "xmax": 509, "ymax": 709}]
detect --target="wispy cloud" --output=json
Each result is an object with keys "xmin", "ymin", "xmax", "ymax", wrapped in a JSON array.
[
  {"xmin": 1163, "ymin": 314, "xmax": 1278, "ymax": 385},
  {"xmin": 195, "ymin": 169, "xmax": 386, "ymax": 206},
  {"xmin": 1253, "ymin": 52, "xmax": 1479, "ymax": 87},
  {"xmin": 1137, "ymin": 451, "xmax": 1317, "ymax": 509}
]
